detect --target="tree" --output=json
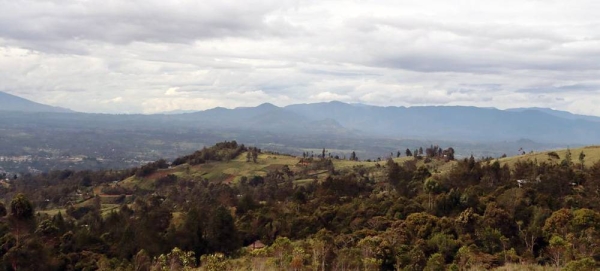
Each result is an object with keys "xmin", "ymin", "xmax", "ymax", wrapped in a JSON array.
[
  {"xmin": 543, "ymin": 208, "xmax": 573, "ymax": 239},
  {"xmin": 444, "ymin": 147, "xmax": 455, "ymax": 160},
  {"xmin": 564, "ymin": 257, "xmax": 595, "ymax": 271},
  {"xmin": 547, "ymin": 235, "xmax": 568, "ymax": 267},
  {"xmin": 152, "ymin": 247, "xmax": 196, "ymax": 270},
  {"xmin": 3, "ymin": 239, "xmax": 49, "ymax": 271},
  {"xmin": 424, "ymin": 253, "xmax": 445, "ymax": 271},
  {"xmin": 547, "ymin": 151, "xmax": 560, "ymax": 160},
  {"xmin": 200, "ymin": 253, "xmax": 230, "ymax": 271},
  {"xmin": 0, "ymin": 202, "xmax": 7, "ymax": 217},
  {"xmin": 9, "ymin": 193, "xmax": 34, "ymax": 246},
  {"xmin": 207, "ymin": 206, "xmax": 239, "ymax": 254},
  {"xmin": 423, "ymin": 178, "xmax": 440, "ymax": 211},
  {"xmin": 405, "ymin": 149, "xmax": 412, "ymax": 157},
  {"xmin": 579, "ymin": 151, "xmax": 586, "ymax": 169},
  {"xmin": 134, "ymin": 249, "xmax": 152, "ymax": 271},
  {"xmin": 561, "ymin": 148, "xmax": 572, "ymax": 167},
  {"xmin": 252, "ymin": 149, "xmax": 259, "ymax": 163},
  {"xmin": 588, "ymin": 160, "xmax": 600, "ymax": 201},
  {"xmin": 386, "ymin": 158, "xmax": 412, "ymax": 197},
  {"xmin": 176, "ymin": 208, "xmax": 208, "ymax": 259}
]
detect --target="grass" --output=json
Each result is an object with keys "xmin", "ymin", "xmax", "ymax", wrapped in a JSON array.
[
  {"xmin": 498, "ymin": 146, "xmax": 600, "ymax": 168},
  {"xmin": 333, "ymin": 159, "xmax": 383, "ymax": 169}
]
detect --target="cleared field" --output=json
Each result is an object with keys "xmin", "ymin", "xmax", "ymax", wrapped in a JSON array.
[
  {"xmin": 109, "ymin": 151, "xmax": 460, "ymax": 194},
  {"xmin": 498, "ymin": 146, "xmax": 600, "ymax": 168}
]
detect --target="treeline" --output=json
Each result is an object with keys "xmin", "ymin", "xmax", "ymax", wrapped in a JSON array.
[
  {"xmin": 171, "ymin": 141, "xmax": 246, "ymax": 166},
  {"xmin": 401, "ymin": 145, "xmax": 455, "ymax": 161},
  {"xmin": 1, "ymin": 144, "xmax": 600, "ymax": 270}
]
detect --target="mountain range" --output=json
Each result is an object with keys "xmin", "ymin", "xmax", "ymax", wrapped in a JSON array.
[
  {"xmin": 172, "ymin": 101, "xmax": 600, "ymax": 145},
  {"xmin": 2, "ymin": 90, "xmax": 600, "ymax": 145}
]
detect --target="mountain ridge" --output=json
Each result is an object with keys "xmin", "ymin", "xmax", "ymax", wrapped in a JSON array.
[
  {"xmin": 0, "ymin": 91, "xmax": 74, "ymax": 113},
  {"xmin": 2, "ymin": 91, "xmax": 600, "ymax": 145}
]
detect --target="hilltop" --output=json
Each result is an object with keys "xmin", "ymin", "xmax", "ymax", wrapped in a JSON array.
[
  {"xmin": 499, "ymin": 145, "xmax": 600, "ymax": 168},
  {"xmin": 43, "ymin": 143, "xmax": 457, "ymax": 215},
  {"xmin": 5, "ymin": 142, "xmax": 600, "ymax": 270}
]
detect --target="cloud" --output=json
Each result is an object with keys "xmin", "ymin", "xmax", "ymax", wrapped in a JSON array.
[
  {"xmin": 101, "ymin": 96, "xmax": 123, "ymax": 104},
  {"xmin": 1, "ymin": 0, "xmax": 600, "ymax": 115},
  {"xmin": 0, "ymin": 0, "xmax": 299, "ymax": 47},
  {"xmin": 310, "ymin": 91, "xmax": 352, "ymax": 102},
  {"xmin": 165, "ymin": 87, "xmax": 180, "ymax": 96}
]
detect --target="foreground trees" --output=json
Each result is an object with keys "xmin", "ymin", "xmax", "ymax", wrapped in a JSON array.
[{"xmin": 2, "ymin": 143, "xmax": 600, "ymax": 269}]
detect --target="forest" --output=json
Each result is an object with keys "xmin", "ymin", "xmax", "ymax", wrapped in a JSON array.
[{"xmin": 0, "ymin": 141, "xmax": 599, "ymax": 270}]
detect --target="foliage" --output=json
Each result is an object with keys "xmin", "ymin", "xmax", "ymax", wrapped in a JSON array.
[{"xmin": 1, "ymin": 142, "xmax": 600, "ymax": 269}]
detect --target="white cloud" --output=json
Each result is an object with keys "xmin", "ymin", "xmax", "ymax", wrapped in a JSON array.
[
  {"xmin": 0, "ymin": 0, "xmax": 600, "ymax": 115},
  {"xmin": 101, "ymin": 96, "xmax": 123, "ymax": 104},
  {"xmin": 309, "ymin": 91, "xmax": 352, "ymax": 102},
  {"xmin": 165, "ymin": 87, "xmax": 180, "ymax": 96}
]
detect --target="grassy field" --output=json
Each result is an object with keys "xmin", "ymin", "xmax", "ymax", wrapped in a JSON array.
[
  {"xmin": 38, "ymin": 151, "xmax": 459, "ymax": 218},
  {"xmin": 498, "ymin": 145, "xmax": 600, "ymax": 168},
  {"xmin": 111, "ymin": 151, "xmax": 461, "ymax": 192}
]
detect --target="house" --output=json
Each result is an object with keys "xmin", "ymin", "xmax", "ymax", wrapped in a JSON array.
[
  {"xmin": 247, "ymin": 240, "xmax": 266, "ymax": 250},
  {"xmin": 517, "ymin": 176, "xmax": 542, "ymax": 187}
]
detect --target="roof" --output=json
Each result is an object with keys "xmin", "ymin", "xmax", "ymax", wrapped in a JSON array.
[{"xmin": 248, "ymin": 240, "xmax": 266, "ymax": 249}]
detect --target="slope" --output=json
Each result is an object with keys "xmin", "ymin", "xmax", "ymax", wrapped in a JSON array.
[
  {"xmin": 0, "ymin": 90, "xmax": 74, "ymax": 113},
  {"xmin": 498, "ymin": 145, "xmax": 600, "ymax": 168}
]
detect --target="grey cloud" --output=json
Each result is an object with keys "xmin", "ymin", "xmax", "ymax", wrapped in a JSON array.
[
  {"xmin": 1, "ymin": 0, "xmax": 600, "ymax": 115},
  {"xmin": 0, "ymin": 0, "xmax": 299, "ymax": 49},
  {"xmin": 517, "ymin": 84, "xmax": 600, "ymax": 94}
]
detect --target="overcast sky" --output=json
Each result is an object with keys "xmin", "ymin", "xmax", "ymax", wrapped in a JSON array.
[{"xmin": 1, "ymin": 0, "xmax": 600, "ymax": 115}]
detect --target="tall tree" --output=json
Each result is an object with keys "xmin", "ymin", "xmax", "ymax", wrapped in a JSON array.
[
  {"xmin": 9, "ymin": 193, "xmax": 34, "ymax": 246},
  {"xmin": 207, "ymin": 206, "xmax": 239, "ymax": 254},
  {"xmin": 350, "ymin": 152, "xmax": 357, "ymax": 161}
]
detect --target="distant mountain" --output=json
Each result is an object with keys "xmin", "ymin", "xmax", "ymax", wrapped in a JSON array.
[
  {"xmin": 158, "ymin": 109, "xmax": 198, "ymax": 115},
  {"xmin": 1, "ymin": 98, "xmax": 600, "ymax": 148},
  {"xmin": 3, "ymin": 100, "xmax": 599, "ymax": 172},
  {"xmin": 180, "ymin": 103, "xmax": 356, "ymax": 135},
  {"xmin": 0, "ymin": 91, "xmax": 74, "ymax": 113},
  {"xmin": 507, "ymin": 107, "xmax": 600, "ymax": 123},
  {"xmin": 138, "ymin": 101, "xmax": 600, "ymax": 145}
]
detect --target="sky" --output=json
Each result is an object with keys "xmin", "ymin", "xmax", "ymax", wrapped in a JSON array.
[{"xmin": 1, "ymin": 0, "xmax": 600, "ymax": 115}]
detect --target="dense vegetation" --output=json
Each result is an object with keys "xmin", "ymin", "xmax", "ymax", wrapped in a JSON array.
[
  {"xmin": 0, "ymin": 142, "xmax": 599, "ymax": 270},
  {"xmin": 0, "ymin": 110, "xmax": 557, "ymax": 174}
]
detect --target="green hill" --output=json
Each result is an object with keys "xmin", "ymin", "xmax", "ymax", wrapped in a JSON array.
[
  {"xmin": 14, "ymin": 142, "xmax": 600, "ymax": 270},
  {"xmin": 499, "ymin": 145, "xmax": 600, "ymax": 168}
]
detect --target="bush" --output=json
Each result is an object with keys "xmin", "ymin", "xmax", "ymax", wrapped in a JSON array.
[
  {"xmin": 547, "ymin": 151, "xmax": 560, "ymax": 160},
  {"xmin": 564, "ymin": 257, "xmax": 596, "ymax": 271}
]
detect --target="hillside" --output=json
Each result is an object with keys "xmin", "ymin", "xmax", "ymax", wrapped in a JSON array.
[
  {"xmin": 499, "ymin": 145, "xmax": 600, "ymax": 168},
  {"xmin": 0, "ymin": 90, "xmax": 74, "ymax": 113},
  {"xmin": 6, "ymin": 142, "xmax": 600, "ymax": 270}
]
